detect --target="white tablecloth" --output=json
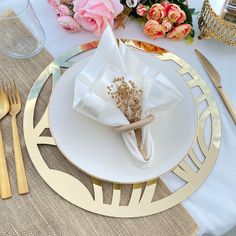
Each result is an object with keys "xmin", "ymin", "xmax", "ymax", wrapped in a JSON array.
[{"xmin": 31, "ymin": 1, "xmax": 236, "ymax": 235}]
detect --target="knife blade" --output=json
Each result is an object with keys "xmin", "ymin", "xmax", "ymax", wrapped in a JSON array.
[{"xmin": 195, "ymin": 49, "xmax": 236, "ymax": 125}]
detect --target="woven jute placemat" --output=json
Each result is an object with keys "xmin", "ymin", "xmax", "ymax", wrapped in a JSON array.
[{"xmin": 0, "ymin": 13, "xmax": 198, "ymax": 236}]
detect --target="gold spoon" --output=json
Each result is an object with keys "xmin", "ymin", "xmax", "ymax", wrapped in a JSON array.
[{"xmin": 0, "ymin": 83, "xmax": 11, "ymax": 199}]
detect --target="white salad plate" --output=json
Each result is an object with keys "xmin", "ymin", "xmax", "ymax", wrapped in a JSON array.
[{"xmin": 48, "ymin": 49, "xmax": 198, "ymax": 183}]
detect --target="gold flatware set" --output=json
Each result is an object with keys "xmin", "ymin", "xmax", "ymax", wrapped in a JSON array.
[{"xmin": 0, "ymin": 81, "xmax": 28, "ymax": 199}]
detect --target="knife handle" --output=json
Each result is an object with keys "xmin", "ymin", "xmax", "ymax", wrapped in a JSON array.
[{"xmin": 218, "ymin": 87, "xmax": 236, "ymax": 125}]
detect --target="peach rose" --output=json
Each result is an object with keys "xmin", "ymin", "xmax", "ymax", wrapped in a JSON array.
[
  {"xmin": 162, "ymin": 18, "xmax": 172, "ymax": 32},
  {"xmin": 73, "ymin": 0, "xmax": 123, "ymax": 36},
  {"xmin": 161, "ymin": 0, "xmax": 170, "ymax": 8},
  {"xmin": 166, "ymin": 24, "xmax": 192, "ymax": 40},
  {"xmin": 56, "ymin": 4, "xmax": 71, "ymax": 17},
  {"xmin": 57, "ymin": 16, "xmax": 81, "ymax": 32},
  {"xmin": 144, "ymin": 20, "xmax": 165, "ymax": 39},
  {"xmin": 147, "ymin": 4, "xmax": 165, "ymax": 22},
  {"xmin": 136, "ymin": 4, "xmax": 148, "ymax": 16},
  {"xmin": 164, "ymin": 4, "xmax": 186, "ymax": 24},
  {"xmin": 48, "ymin": 0, "xmax": 60, "ymax": 9}
]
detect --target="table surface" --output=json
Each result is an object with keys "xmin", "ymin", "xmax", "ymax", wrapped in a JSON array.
[{"xmin": 31, "ymin": 1, "xmax": 236, "ymax": 235}]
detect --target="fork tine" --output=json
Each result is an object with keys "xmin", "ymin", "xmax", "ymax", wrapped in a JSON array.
[
  {"xmin": 1, "ymin": 81, "xmax": 4, "ymax": 92},
  {"xmin": 2, "ymin": 81, "xmax": 7, "ymax": 95},
  {"xmin": 13, "ymin": 80, "xmax": 20, "ymax": 104},
  {"xmin": 9, "ymin": 80, "xmax": 16, "ymax": 104},
  {"xmin": 1, "ymin": 81, "xmax": 6, "ymax": 93},
  {"xmin": 5, "ymin": 81, "xmax": 13, "ymax": 104}
]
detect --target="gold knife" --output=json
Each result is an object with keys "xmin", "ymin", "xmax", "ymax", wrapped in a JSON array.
[{"xmin": 195, "ymin": 49, "xmax": 236, "ymax": 125}]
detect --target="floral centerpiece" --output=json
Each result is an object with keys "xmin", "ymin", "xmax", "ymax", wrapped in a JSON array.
[{"xmin": 48, "ymin": 0, "xmax": 195, "ymax": 41}]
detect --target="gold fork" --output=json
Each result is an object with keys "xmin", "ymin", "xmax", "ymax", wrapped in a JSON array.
[
  {"xmin": 0, "ymin": 82, "xmax": 11, "ymax": 199},
  {"xmin": 4, "ymin": 81, "xmax": 29, "ymax": 195}
]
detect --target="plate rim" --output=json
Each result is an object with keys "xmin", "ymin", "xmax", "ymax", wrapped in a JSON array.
[{"xmin": 48, "ymin": 44, "xmax": 199, "ymax": 184}]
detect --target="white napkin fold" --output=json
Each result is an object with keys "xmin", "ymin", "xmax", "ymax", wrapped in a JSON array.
[{"xmin": 73, "ymin": 25, "xmax": 182, "ymax": 168}]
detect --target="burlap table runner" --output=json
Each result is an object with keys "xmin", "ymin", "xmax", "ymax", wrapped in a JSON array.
[{"xmin": 0, "ymin": 14, "xmax": 198, "ymax": 236}]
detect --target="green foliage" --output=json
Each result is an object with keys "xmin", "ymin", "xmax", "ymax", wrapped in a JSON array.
[
  {"xmin": 189, "ymin": 8, "xmax": 195, "ymax": 14},
  {"xmin": 129, "ymin": 15, "xmax": 147, "ymax": 25}
]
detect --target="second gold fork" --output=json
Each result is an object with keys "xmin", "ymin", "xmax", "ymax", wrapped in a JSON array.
[{"xmin": 4, "ymin": 81, "xmax": 29, "ymax": 195}]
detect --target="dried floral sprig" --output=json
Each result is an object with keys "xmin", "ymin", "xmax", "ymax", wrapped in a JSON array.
[
  {"xmin": 108, "ymin": 77, "xmax": 148, "ymax": 160},
  {"xmin": 107, "ymin": 77, "xmax": 143, "ymax": 124},
  {"xmin": 114, "ymin": 6, "xmax": 132, "ymax": 29}
]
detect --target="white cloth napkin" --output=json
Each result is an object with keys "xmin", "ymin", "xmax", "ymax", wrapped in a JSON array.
[{"xmin": 73, "ymin": 25, "xmax": 182, "ymax": 168}]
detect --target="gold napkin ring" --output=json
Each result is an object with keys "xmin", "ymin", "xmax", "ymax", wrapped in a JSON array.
[{"xmin": 114, "ymin": 115, "xmax": 155, "ymax": 133}]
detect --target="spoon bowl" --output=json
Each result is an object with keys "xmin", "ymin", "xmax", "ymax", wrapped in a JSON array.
[{"xmin": 0, "ymin": 86, "xmax": 9, "ymax": 120}]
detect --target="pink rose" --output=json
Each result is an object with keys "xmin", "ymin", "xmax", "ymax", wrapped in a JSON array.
[
  {"xmin": 147, "ymin": 4, "xmax": 165, "ymax": 22},
  {"xmin": 162, "ymin": 18, "xmax": 172, "ymax": 32},
  {"xmin": 56, "ymin": 4, "xmax": 71, "ymax": 17},
  {"xmin": 164, "ymin": 4, "xmax": 186, "ymax": 24},
  {"xmin": 183, "ymin": 0, "xmax": 188, "ymax": 6},
  {"xmin": 48, "ymin": 0, "xmax": 60, "ymax": 9},
  {"xmin": 136, "ymin": 4, "xmax": 148, "ymax": 16},
  {"xmin": 57, "ymin": 16, "xmax": 81, "ymax": 32},
  {"xmin": 73, "ymin": 0, "xmax": 123, "ymax": 36},
  {"xmin": 144, "ymin": 20, "xmax": 165, "ymax": 39},
  {"xmin": 166, "ymin": 23, "xmax": 192, "ymax": 40}
]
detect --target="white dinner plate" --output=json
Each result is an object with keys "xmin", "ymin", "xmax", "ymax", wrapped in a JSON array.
[{"xmin": 48, "ymin": 49, "xmax": 198, "ymax": 183}]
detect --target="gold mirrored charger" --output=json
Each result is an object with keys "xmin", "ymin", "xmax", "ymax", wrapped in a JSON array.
[{"xmin": 23, "ymin": 40, "xmax": 221, "ymax": 217}]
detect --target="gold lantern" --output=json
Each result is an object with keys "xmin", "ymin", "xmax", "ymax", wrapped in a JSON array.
[{"xmin": 199, "ymin": 0, "xmax": 236, "ymax": 46}]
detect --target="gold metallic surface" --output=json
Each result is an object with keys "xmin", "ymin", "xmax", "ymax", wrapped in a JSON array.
[
  {"xmin": 195, "ymin": 49, "xmax": 236, "ymax": 125},
  {"xmin": 114, "ymin": 114, "xmax": 155, "ymax": 133},
  {"xmin": 199, "ymin": 0, "xmax": 236, "ymax": 46},
  {"xmin": 7, "ymin": 80, "xmax": 29, "ymax": 195},
  {"xmin": 0, "ymin": 84, "xmax": 11, "ymax": 199},
  {"xmin": 23, "ymin": 40, "xmax": 221, "ymax": 217}
]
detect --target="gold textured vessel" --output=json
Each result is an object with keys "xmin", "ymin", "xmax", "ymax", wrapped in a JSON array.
[{"xmin": 199, "ymin": 0, "xmax": 236, "ymax": 46}]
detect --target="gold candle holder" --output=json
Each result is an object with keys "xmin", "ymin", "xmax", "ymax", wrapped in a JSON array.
[{"xmin": 198, "ymin": 0, "xmax": 236, "ymax": 46}]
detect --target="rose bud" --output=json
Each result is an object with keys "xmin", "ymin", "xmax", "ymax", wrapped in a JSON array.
[
  {"xmin": 166, "ymin": 23, "xmax": 192, "ymax": 40},
  {"xmin": 162, "ymin": 18, "xmax": 172, "ymax": 32},
  {"xmin": 144, "ymin": 20, "xmax": 166, "ymax": 39},
  {"xmin": 136, "ymin": 4, "xmax": 149, "ymax": 16},
  {"xmin": 147, "ymin": 4, "xmax": 165, "ymax": 22},
  {"xmin": 164, "ymin": 4, "xmax": 186, "ymax": 24}
]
